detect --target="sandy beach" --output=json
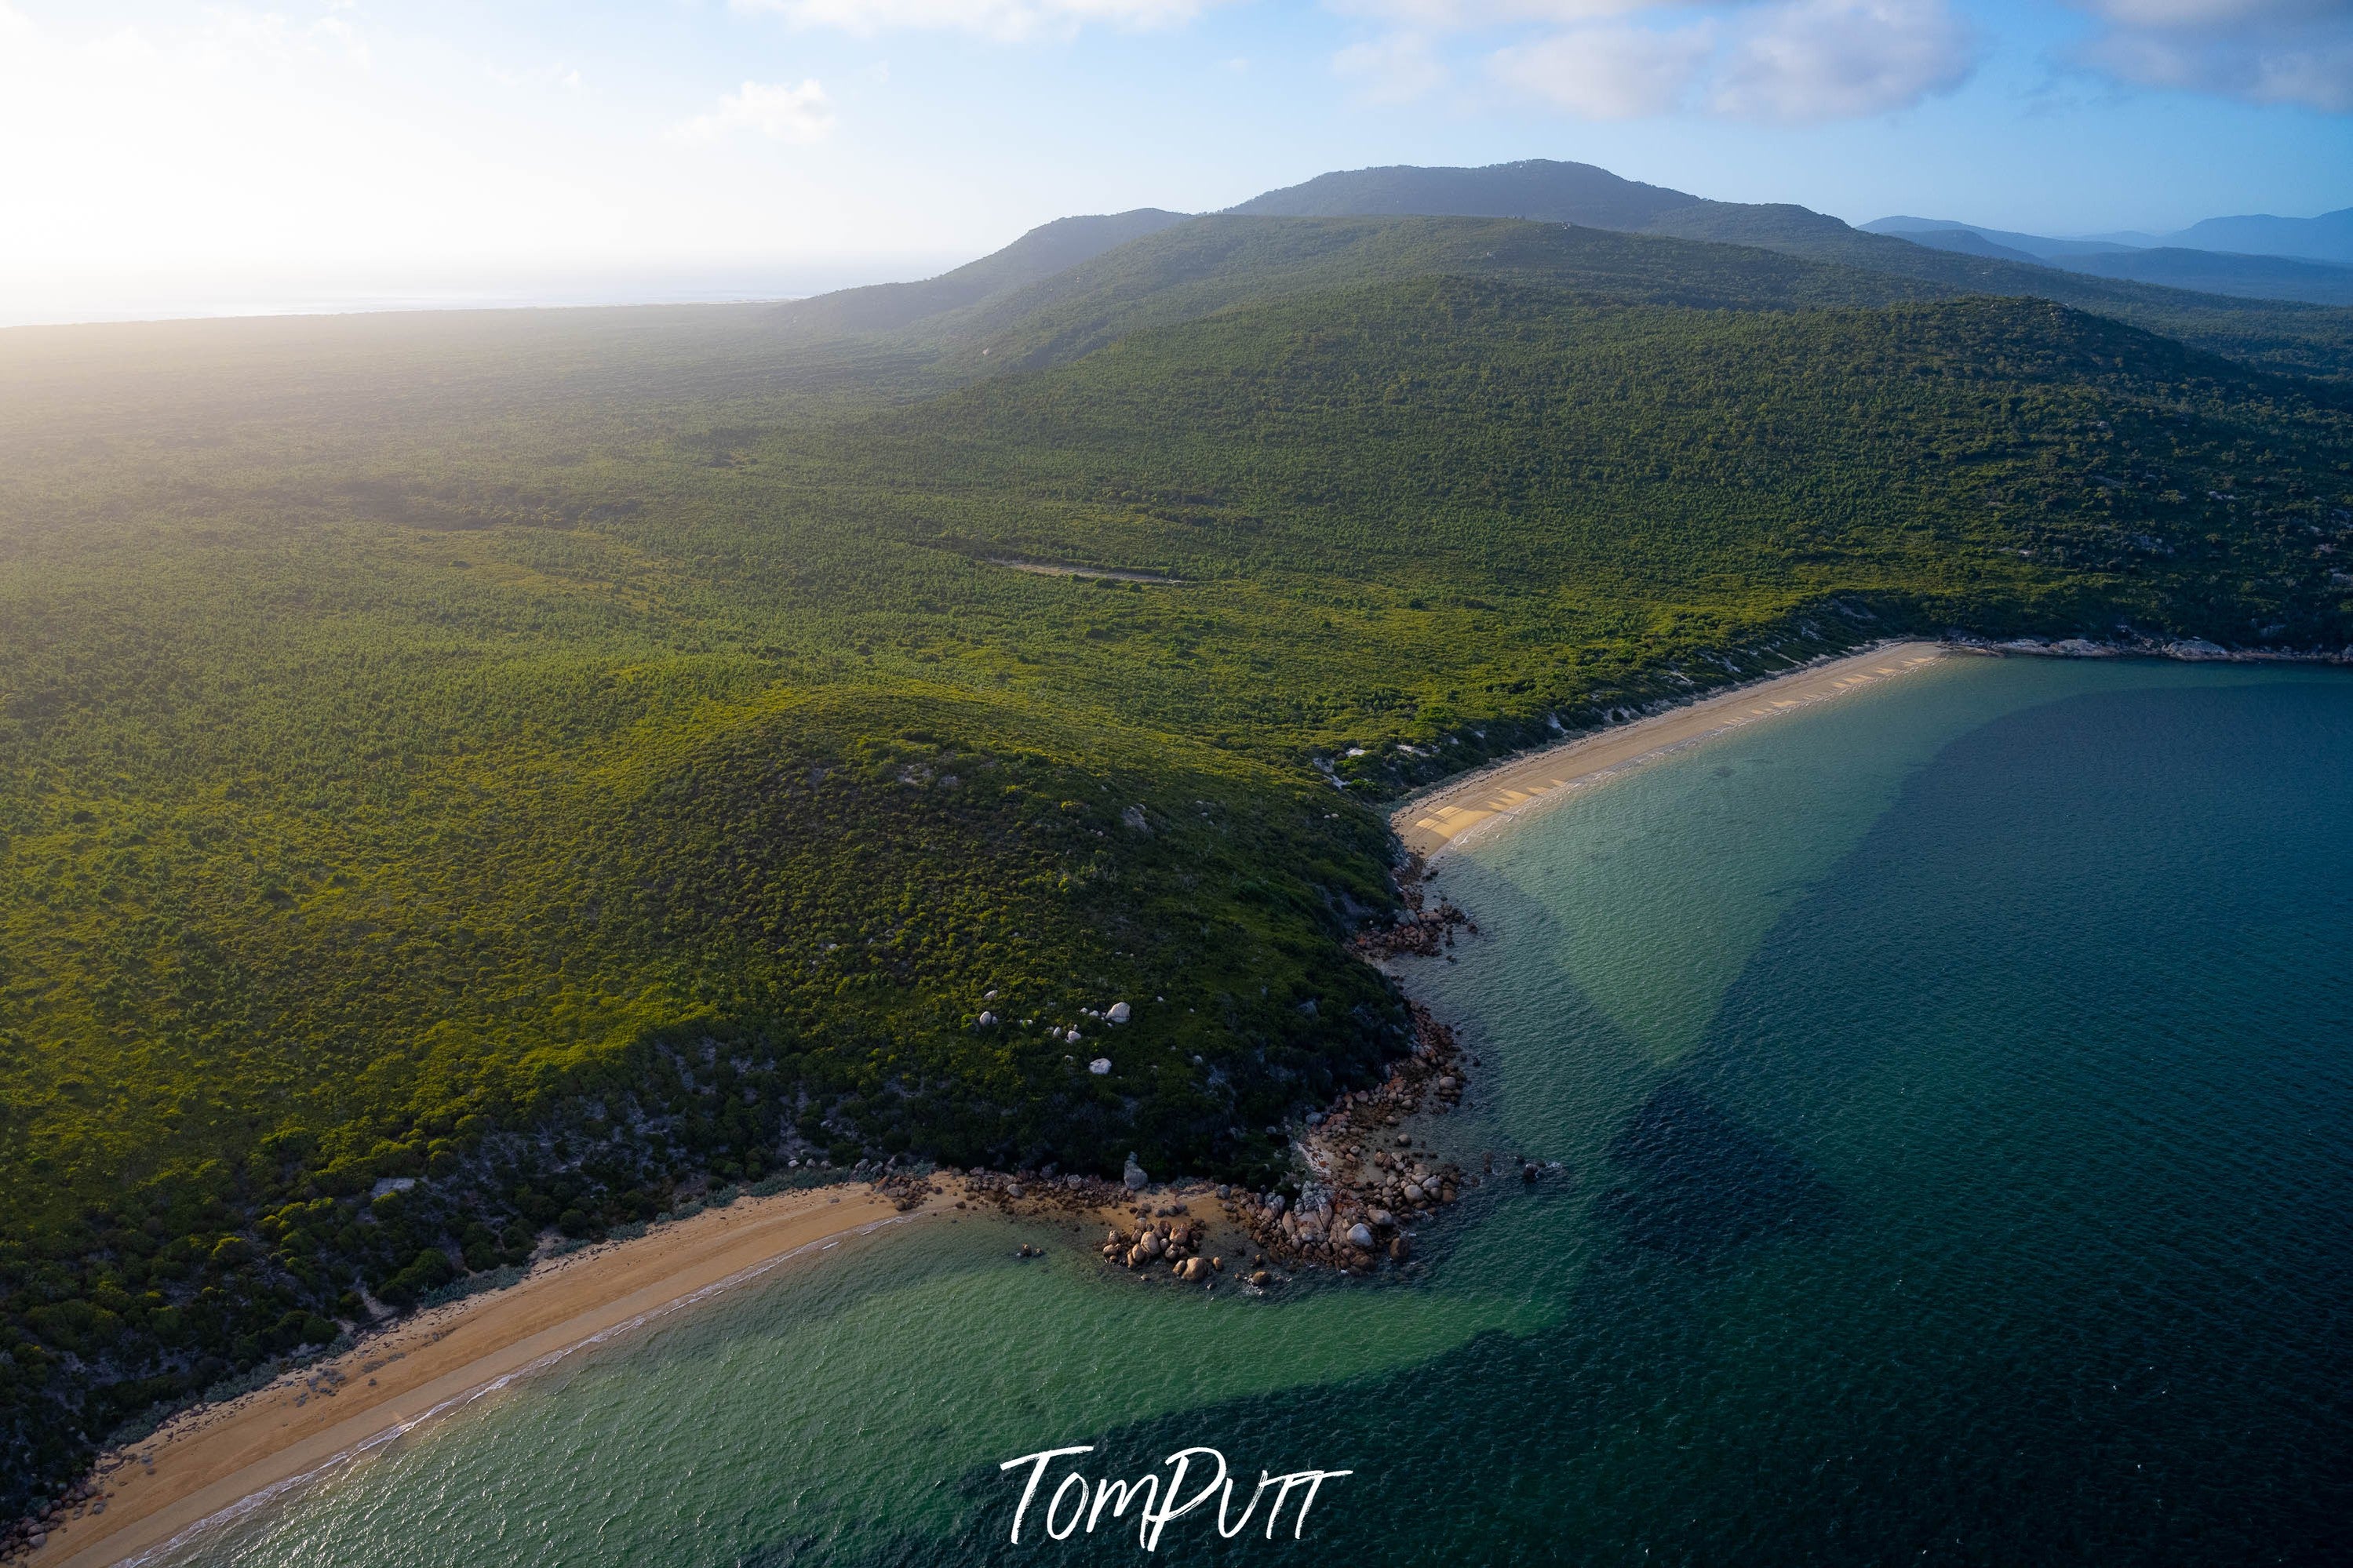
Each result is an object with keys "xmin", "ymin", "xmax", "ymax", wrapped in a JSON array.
[
  {"xmin": 35, "ymin": 1184, "xmax": 922, "ymax": 1568},
  {"xmin": 1394, "ymin": 641, "xmax": 1951, "ymax": 857}
]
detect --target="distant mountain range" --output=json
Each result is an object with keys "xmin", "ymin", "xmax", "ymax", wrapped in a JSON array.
[
  {"xmin": 1864, "ymin": 211, "xmax": 2353, "ymax": 307},
  {"xmin": 2163, "ymin": 209, "xmax": 2353, "ymax": 263},
  {"xmin": 773, "ymin": 157, "xmax": 2353, "ymax": 381},
  {"xmin": 1859, "ymin": 217, "xmax": 2140, "ymax": 260},
  {"xmin": 1870, "ymin": 209, "xmax": 2353, "ymax": 265},
  {"xmin": 1229, "ymin": 162, "xmax": 2353, "ymax": 307}
]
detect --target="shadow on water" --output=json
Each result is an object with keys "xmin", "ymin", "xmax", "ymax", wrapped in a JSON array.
[
  {"xmin": 1594, "ymin": 1079, "xmax": 1840, "ymax": 1261},
  {"xmin": 778, "ymin": 1079, "xmax": 1853, "ymax": 1566}
]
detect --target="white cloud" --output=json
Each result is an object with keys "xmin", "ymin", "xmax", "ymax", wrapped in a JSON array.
[
  {"xmin": 2066, "ymin": 0, "xmax": 2353, "ymax": 112},
  {"xmin": 1387, "ymin": 0, "xmax": 2349, "ymax": 117},
  {"xmin": 735, "ymin": 0, "xmax": 1219, "ymax": 41},
  {"xmin": 1333, "ymin": 0, "xmax": 1699, "ymax": 23},
  {"xmin": 669, "ymin": 78, "xmax": 838, "ymax": 144},
  {"xmin": 488, "ymin": 61, "xmax": 585, "ymax": 91},
  {"xmin": 2080, "ymin": 0, "xmax": 2346, "ymax": 24},
  {"xmin": 1335, "ymin": 30, "xmax": 1453, "ymax": 100},
  {"xmin": 1712, "ymin": 0, "xmax": 1976, "ymax": 122},
  {"xmin": 1477, "ymin": 0, "xmax": 1974, "ymax": 121},
  {"xmin": 1488, "ymin": 22, "xmax": 1714, "ymax": 117}
]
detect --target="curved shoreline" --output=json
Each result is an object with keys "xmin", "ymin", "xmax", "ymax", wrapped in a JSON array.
[
  {"xmin": 1392, "ymin": 640, "xmax": 1951, "ymax": 858},
  {"xmin": 33, "ymin": 1185, "xmax": 924, "ymax": 1568},
  {"xmin": 31, "ymin": 632, "xmax": 2223, "ymax": 1567},
  {"xmin": 30, "ymin": 635, "xmax": 2343, "ymax": 1568}
]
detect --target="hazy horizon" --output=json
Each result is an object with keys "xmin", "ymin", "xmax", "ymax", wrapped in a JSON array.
[
  {"xmin": 10, "ymin": 169, "xmax": 2350, "ymax": 333},
  {"xmin": 0, "ymin": 257, "xmax": 971, "ymax": 332},
  {"xmin": 4, "ymin": 1, "xmax": 2349, "ymax": 331}
]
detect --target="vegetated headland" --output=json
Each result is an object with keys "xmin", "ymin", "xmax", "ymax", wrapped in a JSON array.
[{"xmin": 5, "ymin": 157, "xmax": 2352, "ymax": 1536}]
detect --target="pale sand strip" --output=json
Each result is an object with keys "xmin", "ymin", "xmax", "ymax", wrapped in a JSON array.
[
  {"xmin": 39, "ymin": 1184, "xmax": 924, "ymax": 1568},
  {"xmin": 1393, "ymin": 641, "xmax": 1951, "ymax": 859}
]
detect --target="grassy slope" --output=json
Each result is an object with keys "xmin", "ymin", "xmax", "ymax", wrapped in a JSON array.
[{"xmin": 3, "ymin": 261, "xmax": 2351, "ymax": 1506}]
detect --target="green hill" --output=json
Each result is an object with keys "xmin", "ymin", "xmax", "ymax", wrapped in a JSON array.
[
  {"xmin": 938, "ymin": 214, "xmax": 1947, "ymax": 373},
  {"xmin": 770, "ymin": 208, "xmax": 1191, "ymax": 337},
  {"xmin": 1227, "ymin": 160, "xmax": 2353, "ymax": 380},
  {"xmin": 4, "ymin": 202, "xmax": 2351, "ymax": 1512},
  {"xmin": 1229, "ymin": 157, "xmax": 1702, "ymax": 230}
]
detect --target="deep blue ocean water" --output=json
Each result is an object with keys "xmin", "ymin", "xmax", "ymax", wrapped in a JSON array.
[{"xmin": 156, "ymin": 657, "xmax": 2353, "ymax": 1566}]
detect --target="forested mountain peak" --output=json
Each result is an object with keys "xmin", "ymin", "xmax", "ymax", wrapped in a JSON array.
[{"xmin": 1228, "ymin": 158, "xmax": 1705, "ymax": 230}]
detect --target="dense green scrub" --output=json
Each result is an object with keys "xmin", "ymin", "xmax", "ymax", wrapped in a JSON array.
[
  {"xmin": 846, "ymin": 281, "xmax": 2353, "ymax": 781},
  {"xmin": 2, "ymin": 220, "xmax": 2351, "ymax": 1511}
]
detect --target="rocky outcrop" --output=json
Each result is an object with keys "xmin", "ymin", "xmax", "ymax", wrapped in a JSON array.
[
  {"xmin": 1948, "ymin": 632, "xmax": 2353, "ymax": 665},
  {"xmin": 1352, "ymin": 854, "xmax": 1475, "ymax": 960},
  {"xmin": 873, "ymin": 1170, "xmax": 942, "ymax": 1212},
  {"xmin": 959, "ymin": 1169, "xmax": 1123, "ymax": 1210},
  {"xmin": 1102, "ymin": 1216, "xmax": 1211, "ymax": 1276},
  {"xmin": 1217, "ymin": 1000, "xmax": 1473, "ymax": 1275}
]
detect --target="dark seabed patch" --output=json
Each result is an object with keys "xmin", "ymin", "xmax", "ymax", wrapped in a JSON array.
[{"xmin": 1596, "ymin": 1079, "xmax": 1840, "ymax": 1259}]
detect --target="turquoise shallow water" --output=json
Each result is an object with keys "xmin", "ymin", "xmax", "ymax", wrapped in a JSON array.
[{"xmin": 158, "ymin": 656, "xmax": 2353, "ymax": 1566}]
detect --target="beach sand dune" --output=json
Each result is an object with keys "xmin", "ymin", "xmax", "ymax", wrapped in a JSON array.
[{"xmin": 1395, "ymin": 642, "xmax": 1950, "ymax": 858}]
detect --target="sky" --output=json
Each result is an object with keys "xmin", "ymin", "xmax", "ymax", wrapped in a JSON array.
[{"xmin": 2, "ymin": 0, "xmax": 2349, "ymax": 324}]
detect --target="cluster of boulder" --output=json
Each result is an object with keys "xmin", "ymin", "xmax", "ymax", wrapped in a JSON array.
[
  {"xmin": 1101, "ymin": 1218, "xmax": 1226, "ymax": 1285},
  {"xmin": 1949, "ymin": 632, "xmax": 2353, "ymax": 665},
  {"xmin": 1223, "ymin": 1000, "xmax": 1472, "ymax": 1273},
  {"xmin": 1350, "ymin": 854, "xmax": 1475, "ymax": 962},
  {"xmin": 3, "ymin": 1469, "xmax": 112, "ymax": 1558},
  {"xmin": 872, "ymin": 1170, "xmax": 943, "ymax": 1212},
  {"xmin": 947, "ymin": 1166, "xmax": 1128, "ymax": 1217}
]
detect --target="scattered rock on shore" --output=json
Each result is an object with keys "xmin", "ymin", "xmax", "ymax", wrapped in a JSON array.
[{"xmin": 1214, "ymin": 999, "xmax": 1473, "ymax": 1275}]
